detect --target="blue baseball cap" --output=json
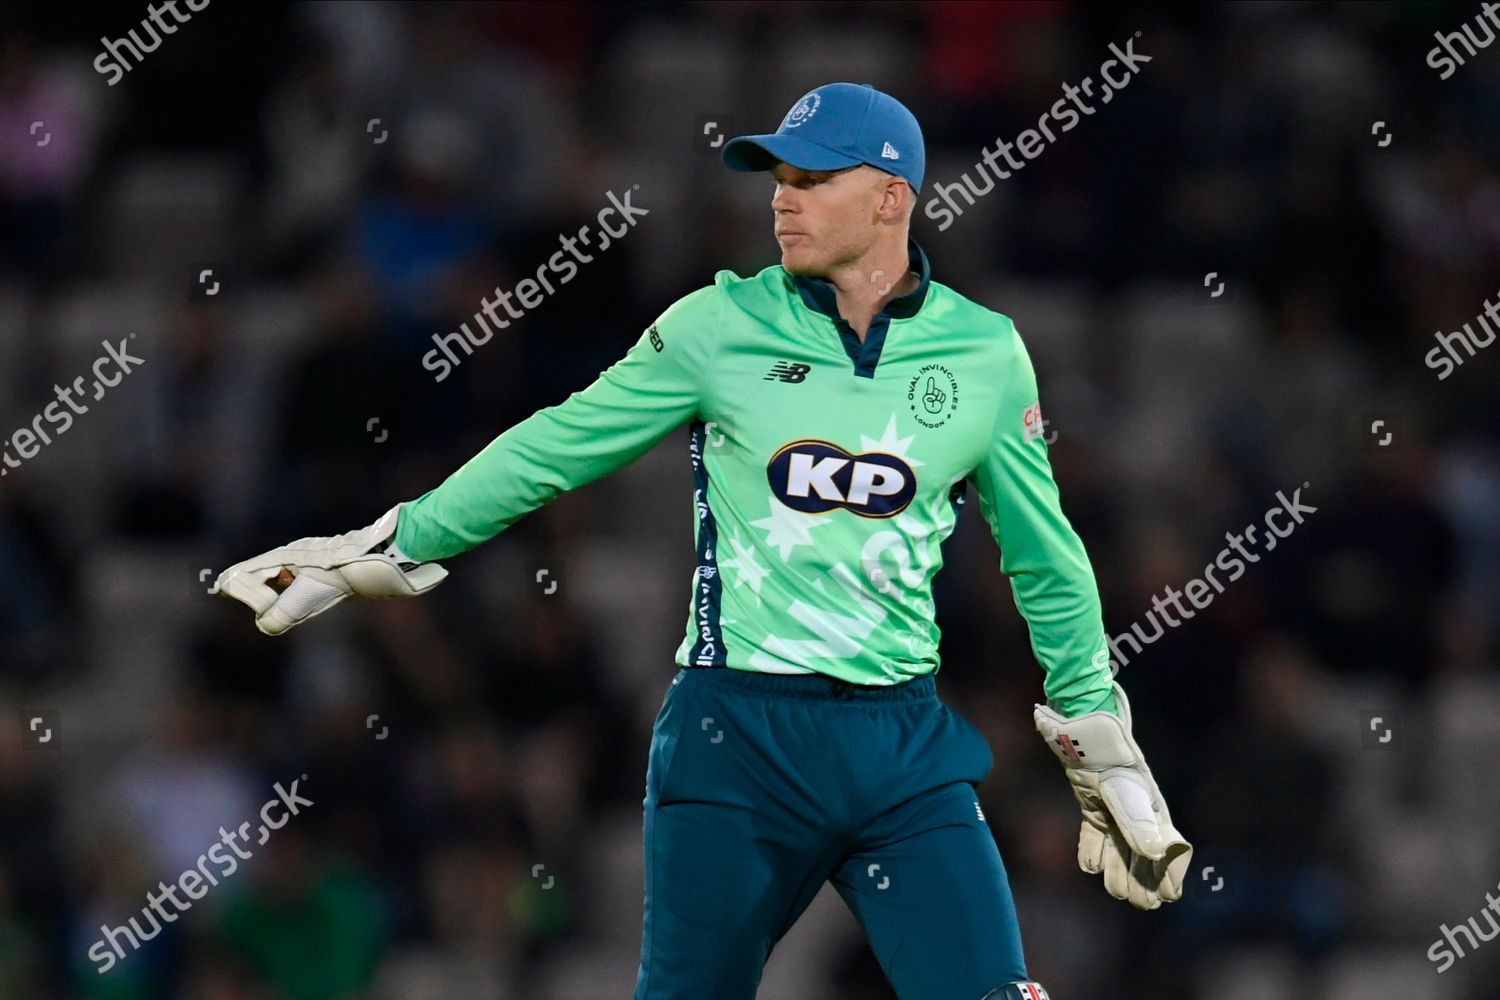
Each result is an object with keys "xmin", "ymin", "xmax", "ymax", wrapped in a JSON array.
[{"xmin": 722, "ymin": 82, "xmax": 926, "ymax": 193}]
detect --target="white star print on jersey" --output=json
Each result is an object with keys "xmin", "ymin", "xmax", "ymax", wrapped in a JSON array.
[
  {"xmin": 719, "ymin": 529, "xmax": 771, "ymax": 601},
  {"xmin": 750, "ymin": 498, "xmax": 830, "ymax": 561}
]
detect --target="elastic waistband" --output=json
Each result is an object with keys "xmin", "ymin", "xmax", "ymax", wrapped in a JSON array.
[{"xmin": 682, "ymin": 665, "xmax": 937, "ymax": 702}]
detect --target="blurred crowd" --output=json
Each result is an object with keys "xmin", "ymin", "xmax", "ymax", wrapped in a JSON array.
[{"xmin": 2, "ymin": 2, "xmax": 1499, "ymax": 999}]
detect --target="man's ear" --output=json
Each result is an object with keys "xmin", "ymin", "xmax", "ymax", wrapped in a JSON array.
[{"xmin": 880, "ymin": 178, "xmax": 913, "ymax": 223}]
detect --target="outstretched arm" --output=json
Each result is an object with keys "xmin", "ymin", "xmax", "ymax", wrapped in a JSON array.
[
  {"xmin": 396, "ymin": 285, "xmax": 719, "ymax": 561},
  {"xmin": 216, "ymin": 284, "xmax": 720, "ymax": 634}
]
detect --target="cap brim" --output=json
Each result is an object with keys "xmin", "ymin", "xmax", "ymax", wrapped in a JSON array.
[{"xmin": 721, "ymin": 133, "xmax": 863, "ymax": 173}]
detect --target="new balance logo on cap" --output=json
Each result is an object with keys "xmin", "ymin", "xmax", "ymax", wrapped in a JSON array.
[{"xmin": 881, "ymin": 141, "xmax": 899, "ymax": 160}]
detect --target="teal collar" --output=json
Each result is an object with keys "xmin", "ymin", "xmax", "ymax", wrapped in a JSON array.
[
  {"xmin": 789, "ymin": 238, "xmax": 932, "ymax": 322},
  {"xmin": 785, "ymin": 238, "xmax": 932, "ymax": 379}
]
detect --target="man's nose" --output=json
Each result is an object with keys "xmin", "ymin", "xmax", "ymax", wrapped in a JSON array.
[{"xmin": 771, "ymin": 185, "xmax": 799, "ymax": 213}]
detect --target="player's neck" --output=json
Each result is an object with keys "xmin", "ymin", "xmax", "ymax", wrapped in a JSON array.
[{"xmin": 826, "ymin": 239, "xmax": 916, "ymax": 341}]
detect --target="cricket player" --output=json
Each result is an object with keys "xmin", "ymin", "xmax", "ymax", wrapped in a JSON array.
[{"xmin": 217, "ymin": 82, "xmax": 1192, "ymax": 1000}]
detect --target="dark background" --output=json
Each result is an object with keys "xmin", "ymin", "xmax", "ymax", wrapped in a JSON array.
[{"xmin": 1, "ymin": 1, "xmax": 1498, "ymax": 998}]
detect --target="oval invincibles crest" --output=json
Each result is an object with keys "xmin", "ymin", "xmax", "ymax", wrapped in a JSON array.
[{"xmin": 907, "ymin": 363, "xmax": 958, "ymax": 429}]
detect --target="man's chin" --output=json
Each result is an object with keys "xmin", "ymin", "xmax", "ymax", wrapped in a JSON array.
[{"xmin": 779, "ymin": 249, "xmax": 825, "ymax": 278}]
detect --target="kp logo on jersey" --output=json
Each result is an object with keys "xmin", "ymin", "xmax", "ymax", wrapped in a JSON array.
[{"xmin": 767, "ymin": 440, "xmax": 916, "ymax": 518}]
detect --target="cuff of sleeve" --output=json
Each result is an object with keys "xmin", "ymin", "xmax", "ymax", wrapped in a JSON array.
[
  {"xmin": 390, "ymin": 503, "xmax": 425, "ymax": 564},
  {"xmin": 1060, "ymin": 684, "xmax": 1119, "ymax": 717}
]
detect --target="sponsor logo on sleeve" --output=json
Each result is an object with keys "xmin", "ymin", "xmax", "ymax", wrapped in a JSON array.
[{"xmin": 1022, "ymin": 401, "xmax": 1044, "ymax": 441}]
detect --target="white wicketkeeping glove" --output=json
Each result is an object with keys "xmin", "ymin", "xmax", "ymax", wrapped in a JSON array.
[
  {"xmin": 213, "ymin": 504, "xmax": 448, "ymax": 636},
  {"xmin": 1034, "ymin": 680, "xmax": 1192, "ymax": 909}
]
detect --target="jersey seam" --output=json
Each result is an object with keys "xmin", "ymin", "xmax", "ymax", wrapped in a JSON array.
[
  {"xmin": 712, "ymin": 285, "xmax": 725, "ymax": 663},
  {"xmin": 973, "ymin": 321, "xmax": 1015, "ymax": 483},
  {"xmin": 705, "ymin": 278, "xmax": 726, "ymax": 416}
]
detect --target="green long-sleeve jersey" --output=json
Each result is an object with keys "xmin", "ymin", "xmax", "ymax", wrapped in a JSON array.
[{"xmin": 395, "ymin": 239, "xmax": 1116, "ymax": 716}]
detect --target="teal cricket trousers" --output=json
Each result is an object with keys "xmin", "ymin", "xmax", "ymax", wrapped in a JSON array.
[{"xmin": 633, "ymin": 665, "xmax": 1031, "ymax": 1000}]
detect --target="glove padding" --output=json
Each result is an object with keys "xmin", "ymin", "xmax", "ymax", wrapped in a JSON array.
[
  {"xmin": 213, "ymin": 505, "xmax": 447, "ymax": 636},
  {"xmin": 1034, "ymin": 681, "xmax": 1192, "ymax": 909}
]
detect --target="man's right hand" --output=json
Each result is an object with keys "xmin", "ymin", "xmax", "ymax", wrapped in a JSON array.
[{"xmin": 214, "ymin": 505, "xmax": 448, "ymax": 636}]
